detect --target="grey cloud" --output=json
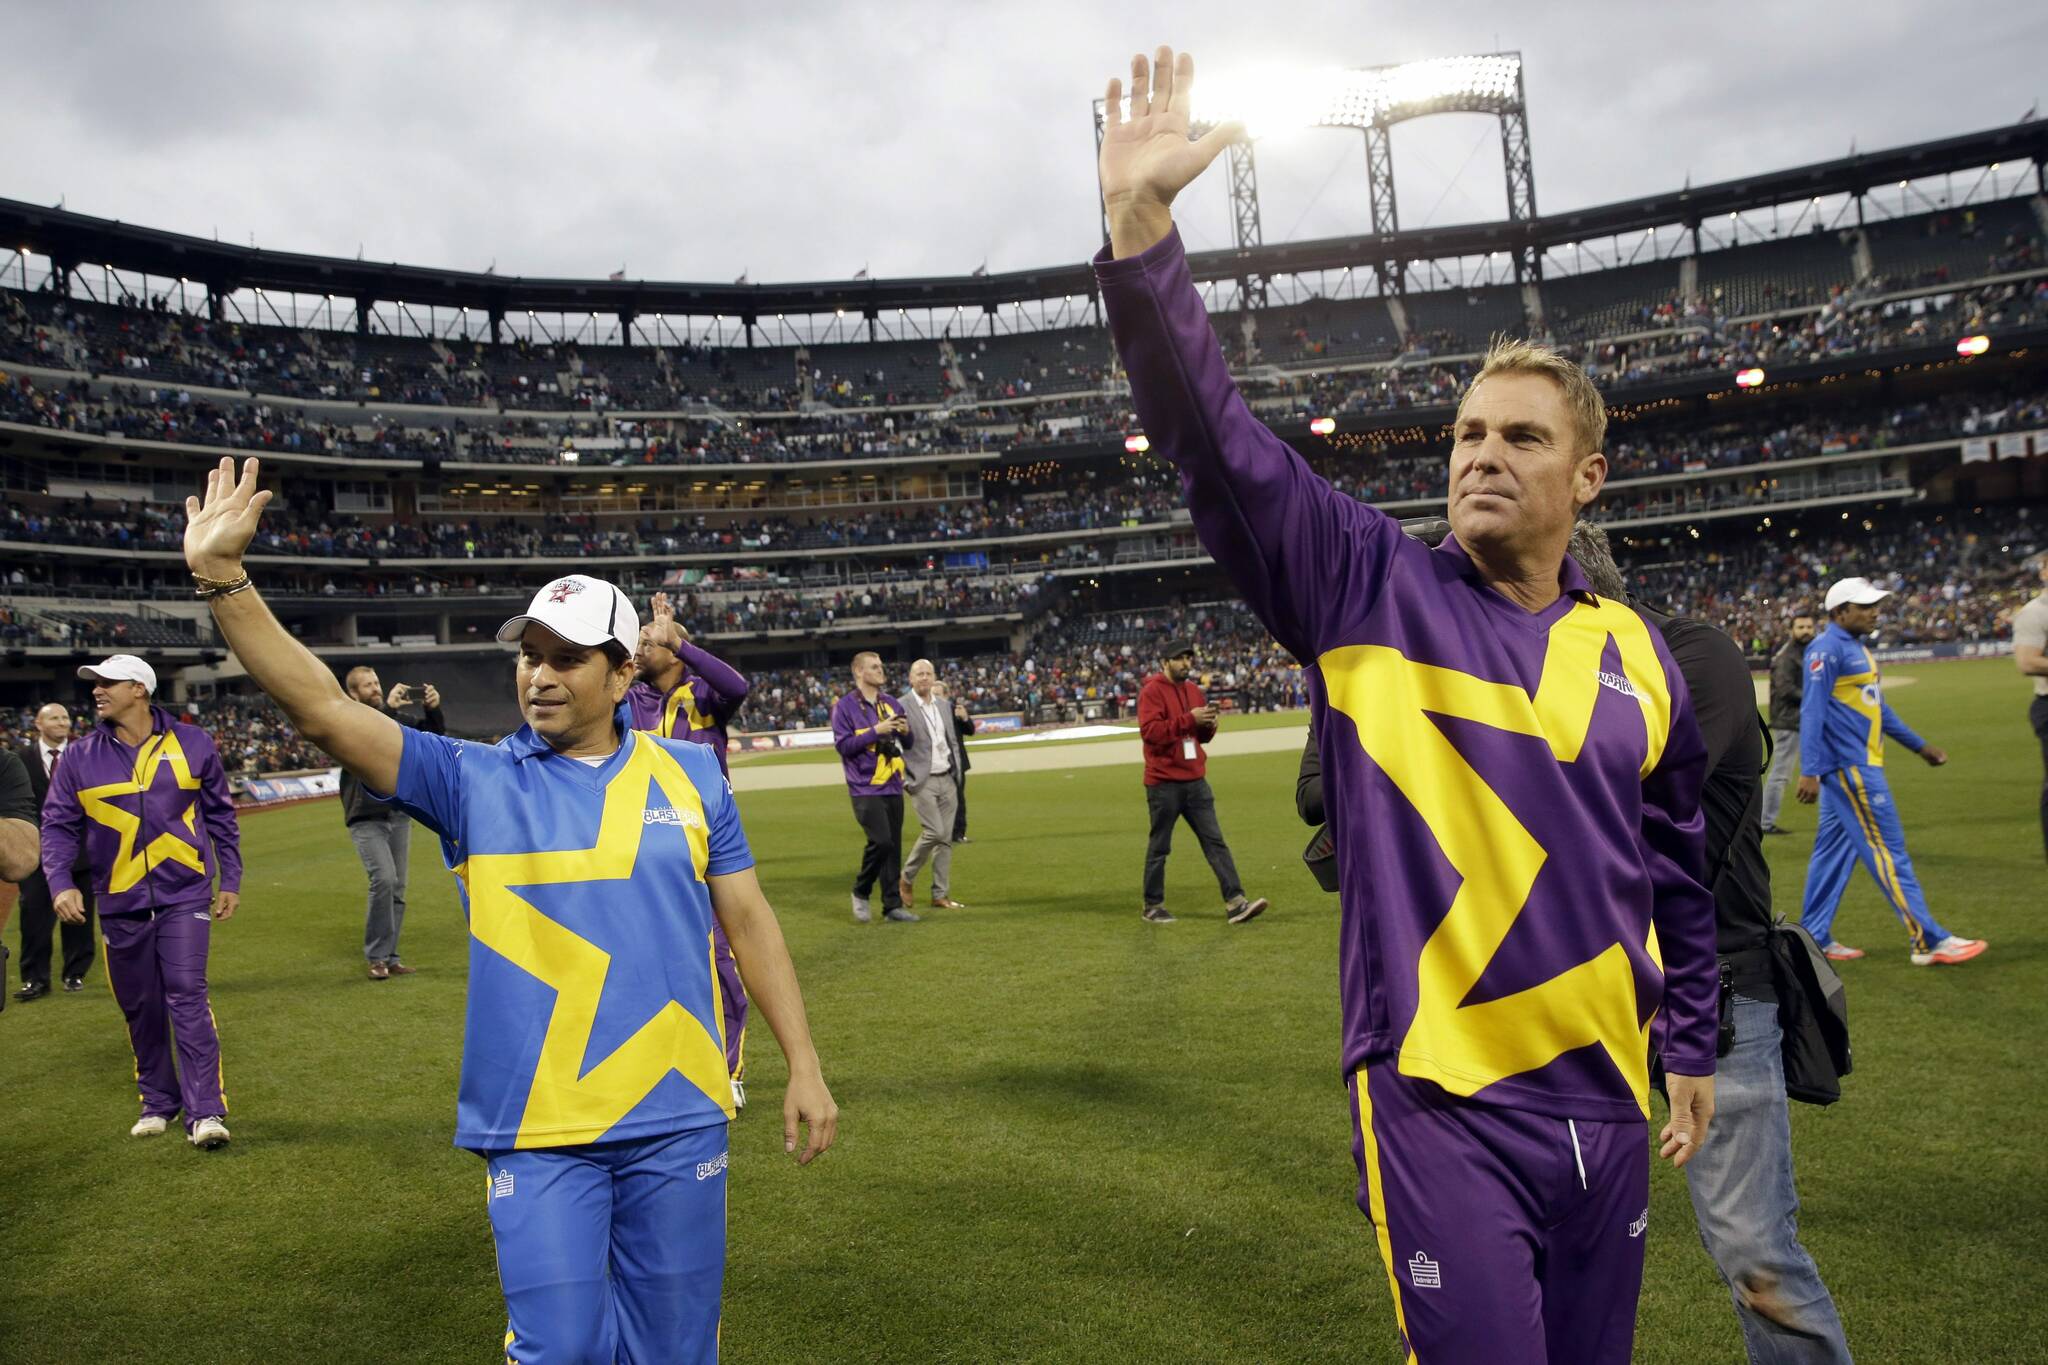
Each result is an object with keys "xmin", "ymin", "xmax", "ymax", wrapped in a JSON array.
[{"xmin": 2, "ymin": 0, "xmax": 2041, "ymax": 286}]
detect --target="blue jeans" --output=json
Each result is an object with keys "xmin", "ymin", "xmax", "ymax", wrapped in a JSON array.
[{"xmin": 1684, "ymin": 994, "xmax": 1852, "ymax": 1363}]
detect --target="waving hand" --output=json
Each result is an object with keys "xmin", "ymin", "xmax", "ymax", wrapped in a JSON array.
[
  {"xmin": 1099, "ymin": 46, "xmax": 1243, "ymax": 258},
  {"xmin": 184, "ymin": 457, "xmax": 274, "ymax": 580}
]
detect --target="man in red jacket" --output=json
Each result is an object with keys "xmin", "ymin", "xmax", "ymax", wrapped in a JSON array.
[{"xmin": 1137, "ymin": 642, "xmax": 1269, "ymax": 925}]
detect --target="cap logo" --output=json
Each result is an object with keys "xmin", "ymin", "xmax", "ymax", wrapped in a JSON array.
[{"xmin": 546, "ymin": 578, "xmax": 584, "ymax": 603}]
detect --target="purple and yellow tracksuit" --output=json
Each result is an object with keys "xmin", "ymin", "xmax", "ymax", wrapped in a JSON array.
[
  {"xmin": 1097, "ymin": 229, "xmax": 1717, "ymax": 1362},
  {"xmin": 39, "ymin": 705, "xmax": 242, "ymax": 1129}
]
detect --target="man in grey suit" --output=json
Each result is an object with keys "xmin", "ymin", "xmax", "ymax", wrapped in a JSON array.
[{"xmin": 898, "ymin": 659, "xmax": 967, "ymax": 911}]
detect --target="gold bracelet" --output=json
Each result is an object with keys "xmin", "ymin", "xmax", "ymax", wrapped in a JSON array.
[
  {"xmin": 195, "ymin": 574, "xmax": 254, "ymax": 600},
  {"xmin": 190, "ymin": 568, "xmax": 247, "ymax": 592}
]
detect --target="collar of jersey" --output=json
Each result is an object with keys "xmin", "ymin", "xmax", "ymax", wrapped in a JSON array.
[
  {"xmin": 1433, "ymin": 531, "xmax": 1599, "ymax": 632},
  {"xmin": 504, "ymin": 703, "xmax": 636, "ymax": 782}
]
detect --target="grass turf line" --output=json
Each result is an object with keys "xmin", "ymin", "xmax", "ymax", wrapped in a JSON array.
[{"xmin": 0, "ymin": 657, "xmax": 2040, "ymax": 1362}]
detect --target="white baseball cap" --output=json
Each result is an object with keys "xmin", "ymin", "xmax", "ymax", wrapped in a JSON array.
[
  {"xmin": 1823, "ymin": 577, "xmax": 1891, "ymax": 613},
  {"xmin": 496, "ymin": 574, "xmax": 639, "ymax": 654},
  {"xmin": 77, "ymin": 654, "xmax": 158, "ymax": 693}
]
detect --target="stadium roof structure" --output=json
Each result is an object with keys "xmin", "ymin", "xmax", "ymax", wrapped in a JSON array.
[{"xmin": 2, "ymin": 119, "xmax": 2043, "ymax": 331}]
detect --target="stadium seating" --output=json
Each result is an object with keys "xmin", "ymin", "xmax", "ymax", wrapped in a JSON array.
[{"xmin": 1695, "ymin": 229, "xmax": 1858, "ymax": 318}]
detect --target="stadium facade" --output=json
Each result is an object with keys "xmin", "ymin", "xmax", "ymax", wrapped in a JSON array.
[{"xmin": 2, "ymin": 121, "xmax": 2044, "ymax": 745}]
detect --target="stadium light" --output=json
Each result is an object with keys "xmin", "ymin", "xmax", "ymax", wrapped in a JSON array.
[
  {"xmin": 1309, "ymin": 417, "xmax": 1337, "ymax": 435},
  {"xmin": 1125, "ymin": 434, "xmax": 1151, "ymax": 453},
  {"xmin": 1182, "ymin": 54, "xmax": 1523, "ymax": 139},
  {"xmin": 1956, "ymin": 334, "xmax": 1991, "ymax": 357},
  {"xmin": 1735, "ymin": 368, "xmax": 1766, "ymax": 388}
]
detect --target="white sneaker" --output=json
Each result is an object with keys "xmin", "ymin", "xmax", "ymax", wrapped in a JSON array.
[
  {"xmin": 131, "ymin": 1115, "xmax": 169, "ymax": 1138},
  {"xmin": 1909, "ymin": 935, "xmax": 1988, "ymax": 967},
  {"xmin": 851, "ymin": 894, "xmax": 873, "ymax": 924},
  {"xmin": 730, "ymin": 1078, "xmax": 747, "ymax": 1112},
  {"xmin": 189, "ymin": 1115, "xmax": 231, "ymax": 1150}
]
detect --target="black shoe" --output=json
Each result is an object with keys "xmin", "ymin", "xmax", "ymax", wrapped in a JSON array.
[
  {"xmin": 1761, "ymin": 825, "xmax": 1791, "ymax": 836},
  {"xmin": 954, "ymin": 834, "xmax": 973, "ymax": 844},
  {"xmin": 63, "ymin": 976, "xmax": 84, "ymax": 992},
  {"xmin": 14, "ymin": 981, "xmax": 50, "ymax": 1003},
  {"xmin": 881, "ymin": 907, "xmax": 922, "ymax": 923}
]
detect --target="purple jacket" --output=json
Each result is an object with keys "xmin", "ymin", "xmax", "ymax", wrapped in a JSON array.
[
  {"xmin": 624, "ymin": 640, "xmax": 751, "ymax": 775},
  {"xmin": 1096, "ymin": 230, "xmax": 1717, "ymax": 1121},
  {"xmin": 40, "ymin": 705, "xmax": 243, "ymax": 912},
  {"xmin": 831, "ymin": 690, "xmax": 912, "ymax": 796}
]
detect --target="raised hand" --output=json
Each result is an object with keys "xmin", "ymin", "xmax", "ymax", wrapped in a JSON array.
[
  {"xmin": 648, "ymin": 592, "xmax": 685, "ymax": 647},
  {"xmin": 1099, "ymin": 46, "xmax": 1243, "ymax": 257},
  {"xmin": 184, "ymin": 456, "xmax": 273, "ymax": 579}
]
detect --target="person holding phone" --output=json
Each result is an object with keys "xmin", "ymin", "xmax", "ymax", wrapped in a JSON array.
[{"xmin": 339, "ymin": 668, "xmax": 444, "ymax": 980}]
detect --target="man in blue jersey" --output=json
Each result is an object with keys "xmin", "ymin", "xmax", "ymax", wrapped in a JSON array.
[
  {"xmin": 1796, "ymin": 577, "xmax": 1986, "ymax": 967},
  {"xmin": 180, "ymin": 457, "xmax": 837, "ymax": 1364}
]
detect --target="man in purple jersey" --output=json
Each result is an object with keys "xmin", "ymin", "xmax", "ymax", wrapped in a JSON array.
[
  {"xmin": 626, "ymin": 590, "xmax": 753, "ymax": 1105},
  {"xmin": 830, "ymin": 651, "xmax": 919, "ymax": 923},
  {"xmin": 39, "ymin": 654, "xmax": 244, "ymax": 1150},
  {"xmin": 1095, "ymin": 48, "xmax": 1718, "ymax": 1362}
]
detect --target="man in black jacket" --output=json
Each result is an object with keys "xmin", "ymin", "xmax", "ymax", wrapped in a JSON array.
[
  {"xmin": 14, "ymin": 702, "xmax": 95, "ymax": 999},
  {"xmin": 1762, "ymin": 616, "xmax": 1817, "ymax": 835},
  {"xmin": 339, "ymin": 670, "xmax": 443, "ymax": 980},
  {"xmin": 1569, "ymin": 525, "xmax": 1850, "ymax": 1361}
]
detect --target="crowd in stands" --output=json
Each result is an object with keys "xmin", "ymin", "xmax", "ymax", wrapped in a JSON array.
[
  {"xmin": 1, "ymin": 204, "xmax": 2038, "ymax": 470},
  {"xmin": 8, "ymin": 494, "xmax": 2036, "ymax": 774},
  {"xmin": 735, "ymin": 598, "xmax": 1308, "ymax": 732},
  {"xmin": 1626, "ymin": 503, "xmax": 2043, "ymax": 657},
  {"xmin": 7, "ymin": 382, "xmax": 2043, "ymax": 601},
  {"xmin": 3, "ymin": 693, "xmax": 330, "ymax": 777}
]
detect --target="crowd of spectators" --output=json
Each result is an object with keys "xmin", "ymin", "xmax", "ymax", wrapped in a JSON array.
[
  {"xmin": 3, "ymin": 212, "xmax": 2039, "ymax": 472},
  {"xmin": 7, "ymin": 494, "xmax": 2036, "ymax": 774},
  {"xmin": 3, "ymin": 693, "xmax": 330, "ymax": 777},
  {"xmin": 734, "ymin": 598, "xmax": 1308, "ymax": 732},
  {"xmin": 1625, "ymin": 502, "xmax": 2043, "ymax": 656}
]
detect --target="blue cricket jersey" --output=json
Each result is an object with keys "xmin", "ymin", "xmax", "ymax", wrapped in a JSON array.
[
  {"xmin": 1798, "ymin": 622, "xmax": 1926, "ymax": 776},
  {"xmin": 380, "ymin": 709, "xmax": 754, "ymax": 1151}
]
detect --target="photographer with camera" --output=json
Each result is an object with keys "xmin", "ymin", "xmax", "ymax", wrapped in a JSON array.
[
  {"xmin": 830, "ymin": 652, "xmax": 919, "ymax": 924},
  {"xmin": 339, "ymin": 668, "xmax": 443, "ymax": 980}
]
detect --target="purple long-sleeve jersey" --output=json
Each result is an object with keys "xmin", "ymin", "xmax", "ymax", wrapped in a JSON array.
[
  {"xmin": 39, "ymin": 704, "xmax": 243, "ymax": 912},
  {"xmin": 1096, "ymin": 230, "xmax": 1717, "ymax": 1120},
  {"xmin": 830, "ymin": 690, "xmax": 911, "ymax": 796},
  {"xmin": 624, "ymin": 640, "xmax": 750, "ymax": 775}
]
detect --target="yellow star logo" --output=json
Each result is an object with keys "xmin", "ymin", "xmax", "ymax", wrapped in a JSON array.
[
  {"xmin": 77, "ymin": 731, "xmax": 206, "ymax": 894},
  {"xmin": 1321, "ymin": 599, "xmax": 1676, "ymax": 1117},
  {"xmin": 457, "ymin": 732, "xmax": 734, "ymax": 1148}
]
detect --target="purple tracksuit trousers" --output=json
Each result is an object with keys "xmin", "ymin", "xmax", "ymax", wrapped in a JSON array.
[
  {"xmin": 101, "ymin": 904, "xmax": 226, "ymax": 1128},
  {"xmin": 1350, "ymin": 1063, "xmax": 1649, "ymax": 1363},
  {"xmin": 714, "ymin": 929, "xmax": 746, "ymax": 1079}
]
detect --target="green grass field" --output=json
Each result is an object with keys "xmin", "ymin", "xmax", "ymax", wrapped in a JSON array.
[{"xmin": 3, "ymin": 658, "xmax": 2042, "ymax": 1362}]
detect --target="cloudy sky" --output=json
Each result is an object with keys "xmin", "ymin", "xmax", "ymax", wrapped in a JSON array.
[{"xmin": 7, "ymin": 1, "xmax": 2043, "ymax": 285}]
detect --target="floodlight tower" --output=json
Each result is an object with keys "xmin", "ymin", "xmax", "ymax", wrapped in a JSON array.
[{"xmin": 1091, "ymin": 54, "xmax": 1540, "ymax": 299}]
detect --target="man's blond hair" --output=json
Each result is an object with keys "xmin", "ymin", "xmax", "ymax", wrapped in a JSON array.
[
  {"xmin": 1458, "ymin": 337, "xmax": 1607, "ymax": 457},
  {"xmin": 849, "ymin": 650, "xmax": 880, "ymax": 675}
]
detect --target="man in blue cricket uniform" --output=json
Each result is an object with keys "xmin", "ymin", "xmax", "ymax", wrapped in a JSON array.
[
  {"xmin": 180, "ymin": 457, "xmax": 838, "ymax": 1364},
  {"xmin": 1796, "ymin": 577, "xmax": 1987, "ymax": 966}
]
